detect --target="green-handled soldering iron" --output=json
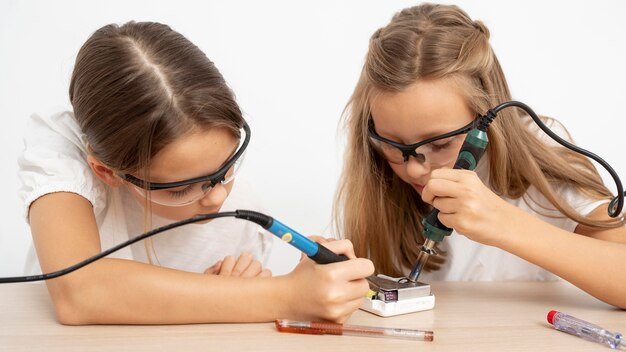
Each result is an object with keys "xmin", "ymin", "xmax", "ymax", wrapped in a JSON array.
[
  {"xmin": 407, "ymin": 99, "xmax": 626, "ymax": 282},
  {"xmin": 407, "ymin": 112, "xmax": 494, "ymax": 282}
]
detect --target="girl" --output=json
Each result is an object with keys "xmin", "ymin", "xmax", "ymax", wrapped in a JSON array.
[
  {"xmin": 18, "ymin": 21, "xmax": 373, "ymax": 324},
  {"xmin": 335, "ymin": 4, "xmax": 626, "ymax": 308}
]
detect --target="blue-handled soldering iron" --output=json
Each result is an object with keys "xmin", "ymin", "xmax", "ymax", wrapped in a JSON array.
[
  {"xmin": 236, "ymin": 210, "xmax": 349, "ymax": 264},
  {"xmin": 0, "ymin": 210, "xmax": 347, "ymax": 284}
]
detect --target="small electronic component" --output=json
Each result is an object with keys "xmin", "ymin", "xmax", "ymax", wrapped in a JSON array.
[
  {"xmin": 367, "ymin": 275, "xmax": 431, "ymax": 302},
  {"xmin": 361, "ymin": 275, "xmax": 435, "ymax": 317}
]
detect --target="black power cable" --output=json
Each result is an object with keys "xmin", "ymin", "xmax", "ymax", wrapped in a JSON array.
[
  {"xmin": 0, "ymin": 212, "xmax": 237, "ymax": 284},
  {"xmin": 0, "ymin": 209, "xmax": 349, "ymax": 284},
  {"xmin": 1, "ymin": 101, "xmax": 622, "ymax": 284},
  {"xmin": 489, "ymin": 101, "xmax": 624, "ymax": 217}
]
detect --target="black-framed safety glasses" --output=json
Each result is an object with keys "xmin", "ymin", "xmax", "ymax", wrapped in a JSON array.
[
  {"xmin": 368, "ymin": 118, "xmax": 476, "ymax": 166},
  {"xmin": 120, "ymin": 121, "xmax": 250, "ymax": 206}
]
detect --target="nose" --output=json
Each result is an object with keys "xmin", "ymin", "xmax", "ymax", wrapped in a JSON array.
[
  {"xmin": 198, "ymin": 182, "xmax": 228, "ymax": 208},
  {"xmin": 405, "ymin": 156, "xmax": 431, "ymax": 180}
]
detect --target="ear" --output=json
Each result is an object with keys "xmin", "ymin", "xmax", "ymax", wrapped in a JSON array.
[{"xmin": 87, "ymin": 154, "xmax": 124, "ymax": 187}]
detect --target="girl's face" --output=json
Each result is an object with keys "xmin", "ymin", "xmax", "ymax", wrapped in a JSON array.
[
  {"xmin": 369, "ymin": 78, "xmax": 475, "ymax": 194},
  {"xmin": 125, "ymin": 127, "xmax": 239, "ymax": 221}
]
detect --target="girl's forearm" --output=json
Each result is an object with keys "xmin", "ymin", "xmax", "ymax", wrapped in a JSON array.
[
  {"xmin": 494, "ymin": 208, "xmax": 626, "ymax": 308},
  {"xmin": 49, "ymin": 258, "xmax": 289, "ymax": 325}
]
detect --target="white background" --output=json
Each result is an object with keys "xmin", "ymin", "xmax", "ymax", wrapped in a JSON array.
[{"xmin": 1, "ymin": 0, "xmax": 625, "ymax": 277}]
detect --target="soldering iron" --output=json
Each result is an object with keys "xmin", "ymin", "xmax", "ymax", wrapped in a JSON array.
[
  {"xmin": 0, "ymin": 210, "xmax": 348, "ymax": 284},
  {"xmin": 407, "ymin": 100, "xmax": 625, "ymax": 282},
  {"xmin": 0, "ymin": 102, "xmax": 623, "ymax": 285},
  {"xmin": 407, "ymin": 108, "xmax": 492, "ymax": 282}
]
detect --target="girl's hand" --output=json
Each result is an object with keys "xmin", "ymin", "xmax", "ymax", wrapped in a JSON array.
[
  {"xmin": 307, "ymin": 235, "xmax": 335, "ymax": 244},
  {"xmin": 301, "ymin": 235, "xmax": 337, "ymax": 261},
  {"xmin": 283, "ymin": 239, "xmax": 374, "ymax": 323},
  {"xmin": 204, "ymin": 252, "xmax": 272, "ymax": 278},
  {"xmin": 421, "ymin": 168, "xmax": 520, "ymax": 247}
]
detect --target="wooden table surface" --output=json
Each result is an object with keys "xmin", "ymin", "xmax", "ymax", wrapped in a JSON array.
[{"xmin": 1, "ymin": 281, "xmax": 624, "ymax": 351}]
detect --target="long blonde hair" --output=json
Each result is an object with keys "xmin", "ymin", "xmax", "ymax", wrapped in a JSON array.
[{"xmin": 334, "ymin": 3, "xmax": 624, "ymax": 276}]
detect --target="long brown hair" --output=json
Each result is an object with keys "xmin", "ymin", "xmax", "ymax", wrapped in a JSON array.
[
  {"xmin": 70, "ymin": 21, "xmax": 243, "ymax": 174},
  {"xmin": 334, "ymin": 4, "xmax": 624, "ymax": 277},
  {"xmin": 69, "ymin": 22, "xmax": 244, "ymax": 261}
]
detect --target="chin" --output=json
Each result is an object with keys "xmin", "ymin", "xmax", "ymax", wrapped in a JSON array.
[
  {"xmin": 149, "ymin": 208, "xmax": 196, "ymax": 222},
  {"xmin": 157, "ymin": 212, "xmax": 215, "ymax": 224},
  {"xmin": 192, "ymin": 218, "xmax": 215, "ymax": 225},
  {"xmin": 189, "ymin": 208, "xmax": 224, "ymax": 224},
  {"xmin": 413, "ymin": 184, "xmax": 424, "ymax": 193}
]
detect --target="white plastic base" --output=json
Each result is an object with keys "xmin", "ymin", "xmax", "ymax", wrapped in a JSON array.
[{"xmin": 360, "ymin": 294, "xmax": 435, "ymax": 317}]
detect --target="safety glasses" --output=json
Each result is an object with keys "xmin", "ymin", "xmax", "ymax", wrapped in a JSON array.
[
  {"xmin": 121, "ymin": 122, "xmax": 250, "ymax": 207},
  {"xmin": 368, "ymin": 118, "xmax": 475, "ymax": 166}
]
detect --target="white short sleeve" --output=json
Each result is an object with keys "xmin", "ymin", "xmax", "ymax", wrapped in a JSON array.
[{"xmin": 17, "ymin": 110, "xmax": 107, "ymax": 223}]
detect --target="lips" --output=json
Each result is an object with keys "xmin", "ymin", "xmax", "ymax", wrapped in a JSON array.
[{"xmin": 413, "ymin": 184, "xmax": 425, "ymax": 193}]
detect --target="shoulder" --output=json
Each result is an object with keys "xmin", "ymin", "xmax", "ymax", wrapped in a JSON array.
[
  {"xmin": 18, "ymin": 108, "xmax": 107, "ymax": 222},
  {"xmin": 27, "ymin": 108, "xmax": 79, "ymax": 131},
  {"xmin": 19, "ymin": 108, "xmax": 88, "ymax": 170},
  {"xmin": 23, "ymin": 109, "xmax": 86, "ymax": 150}
]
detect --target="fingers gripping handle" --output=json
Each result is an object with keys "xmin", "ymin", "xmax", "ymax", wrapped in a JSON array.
[
  {"xmin": 309, "ymin": 245, "xmax": 349, "ymax": 264},
  {"xmin": 422, "ymin": 129, "xmax": 489, "ymax": 242},
  {"xmin": 236, "ymin": 210, "xmax": 348, "ymax": 264}
]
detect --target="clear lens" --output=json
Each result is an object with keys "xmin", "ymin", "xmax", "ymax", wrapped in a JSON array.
[
  {"xmin": 415, "ymin": 135, "xmax": 465, "ymax": 166},
  {"xmin": 369, "ymin": 137, "xmax": 405, "ymax": 164},
  {"xmin": 141, "ymin": 182, "xmax": 211, "ymax": 206},
  {"xmin": 370, "ymin": 134, "xmax": 465, "ymax": 166},
  {"xmin": 223, "ymin": 151, "xmax": 246, "ymax": 184},
  {"xmin": 132, "ymin": 151, "xmax": 246, "ymax": 207}
]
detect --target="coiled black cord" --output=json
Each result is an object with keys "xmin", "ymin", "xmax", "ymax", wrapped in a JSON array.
[{"xmin": 488, "ymin": 101, "xmax": 624, "ymax": 217}]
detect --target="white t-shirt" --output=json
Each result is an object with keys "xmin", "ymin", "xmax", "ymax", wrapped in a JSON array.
[
  {"xmin": 18, "ymin": 110, "xmax": 273, "ymax": 275},
  {"xmin": 417, "ymin": 119, "xmax": 607, "ymax": 282}
]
